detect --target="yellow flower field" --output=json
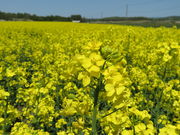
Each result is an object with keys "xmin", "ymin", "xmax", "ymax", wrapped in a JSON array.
[{"xmin": 0, "ymin": 22, "xmax": 179, "ymax": 135}]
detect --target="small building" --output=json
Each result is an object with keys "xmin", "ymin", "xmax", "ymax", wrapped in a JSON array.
[{"xmin": 72, "ymin": 20, "xmax": 81, "ymax": 23}]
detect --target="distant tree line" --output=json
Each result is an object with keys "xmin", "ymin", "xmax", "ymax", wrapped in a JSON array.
[
  {"xmin": 0, "ymin": 11, "xmax": 86, "ymax": 22},
  {"xmin": 0, "ymin": 11, "xmax": 180, "ymax": 22}
]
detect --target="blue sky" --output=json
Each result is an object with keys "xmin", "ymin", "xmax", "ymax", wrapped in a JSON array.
[{"xmin": 0, "ymin": 0, "xmax": 179, "ymax": 18}]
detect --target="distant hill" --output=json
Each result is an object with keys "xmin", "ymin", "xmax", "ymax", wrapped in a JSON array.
[
  {"xmin": 96, "ymin": 16, "xmax": 151, "ymax": 21},
  {"xmin": 155, "ymin": 16, "xmax": 180, "ymax": 21},
  {"xmin": 93, "ymin": 16, "xmax": 180, "ymax": 22}
]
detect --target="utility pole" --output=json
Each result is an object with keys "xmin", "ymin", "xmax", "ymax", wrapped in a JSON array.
[
  {"xmin": 126, "ymin": 4, "xmax": 128, "ymax": 17},
  {"xmin": 101, "ymin": 12, "xmax": 103, "ymax": 19}
]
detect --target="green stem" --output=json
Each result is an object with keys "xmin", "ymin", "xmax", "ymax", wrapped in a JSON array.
[
  {"xmin": 92, "ymin": 76, "xmax": 101, "ymax": 135},
  {"xmin": 92, "ymin": 63, "xmax": 105, "ymax": 135},
  {"xmin": 92, "ymin": 105, "xmax": 98, "ymax": 135},
  {"xmin": 3, "ymin": 99, "xmax": 8, "ymax": 133},
  {"xmin": 101, "ymin": 107, "xmax": 122, "ymax": 119}
]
